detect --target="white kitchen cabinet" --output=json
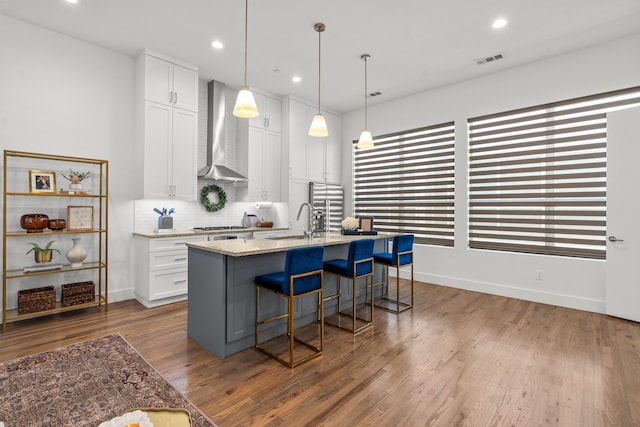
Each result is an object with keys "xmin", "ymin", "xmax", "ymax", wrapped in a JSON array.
[
  {"xmin": 133, "ymin": 235, "xmax": 206, "ymax": 307},
  {"xmin": 323, "ymin": 110, "xmax": 342, "ymax": 183},
  {"xmin": 248, "ymin": 126, "xmax": 281, "ymax": 201},
  {"xmin": 285, "ymin": 98, "xmax": 342, "ymax": 183},
  {"xmin": 144, "ymin": 53, "xmax": 198, "ymax": 112},
  {"xmin": 249, "ymin": 92, "xmax": 282, "ymax": 133},
  {"xmin": 136, "ymin": 51, "xmax": 198, "ymax": 200},
  {"xmin": 143, "ymin": 102, "xmax": 197, "ymax": 199}
]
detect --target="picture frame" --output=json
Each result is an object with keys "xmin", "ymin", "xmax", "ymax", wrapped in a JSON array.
[
  {"xmin": 359, "ymin": 216, "xmax": 374, "ymax": 232},
  {"xmin": 67, "ymin": 206, "xmax": 94, "ymax": 231},
  {"xmin": 29, "ymin": 170, "xmax": 56, "ymax": 194}
]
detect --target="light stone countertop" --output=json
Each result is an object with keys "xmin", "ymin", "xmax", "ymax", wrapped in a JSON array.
[
  {"xmin": 186, "ymin": 232, "xmax": 399, "ymax": 257},
  {"xmin": 133, "ymin": 226, "xmax": 288, "ymax": 238}
]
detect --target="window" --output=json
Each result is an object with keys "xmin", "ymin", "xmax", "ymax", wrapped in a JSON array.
[
  {"xmin": 468, "ymin": 86, "xmax": 640, "ymax": 259},
  {"xmin": 353, "ymin": 122, "xmax": 455, "ymax": 246}
]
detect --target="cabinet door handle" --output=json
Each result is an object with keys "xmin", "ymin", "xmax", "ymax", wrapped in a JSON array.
[
  {"xmin": 174, "ymin": 257, "xmax": 187, "ymax": 262},
  {"xmin": 173, "ymin": 92, "xmax": 178, "ymax": 104},
  {"xmin": 169, "ymin": 91, "xmax": 174, "ymax": 103},
  {"xmin": 173, "ymin": 279, "xmax": 187, "ymax": 285}
]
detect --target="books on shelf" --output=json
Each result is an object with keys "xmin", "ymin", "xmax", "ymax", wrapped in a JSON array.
[{"xmin": 23, "ymin": 263, "xmax": 63, "ymax": 273}]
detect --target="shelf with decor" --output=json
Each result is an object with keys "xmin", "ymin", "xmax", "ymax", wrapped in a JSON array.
[{"xmin": 2, "ymin": 150, "xmax": 109, "ymax": 331}]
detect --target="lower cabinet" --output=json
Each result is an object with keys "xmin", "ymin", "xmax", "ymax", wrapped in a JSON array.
[{"xmin": 133, "ymin": 235, "xmax": 206, "ymax": 307}]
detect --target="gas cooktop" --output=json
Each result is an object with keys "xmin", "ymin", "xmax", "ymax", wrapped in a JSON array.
[{"xmin": 192, "ymin": 226, "xmax": 248, "ymax": 231}]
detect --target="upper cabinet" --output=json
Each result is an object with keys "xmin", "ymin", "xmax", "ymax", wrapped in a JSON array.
[
  {"xmin": 135, "ymin": 50, "xmax": 198, "ymax": 200},
  {"xmin": 249, "ymin": 92, "xmax": 282, "ymax": 133},
  {"xmin": 285, "ymin": 98, "xmax": 342, "ymax": 184},
  {"xmin": 247, "ymin": 127, "xmax": 282, "ymax": 202},
  {"xmin": 237, "ymin": 90, "xmax": 283, "ymax": 202},
  {"xmin": 144, "ymin": 54, "xmax": 198, "ymax": 112}
]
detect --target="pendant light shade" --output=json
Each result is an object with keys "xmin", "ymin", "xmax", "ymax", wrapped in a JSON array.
[
  {"xmin": 233, "ymin": 0, "xmax": 259, "ymax": 119},
  {"xmin": 356, "ymin": 54, "xmax": 374, "ymax": 149},
  {"xmin": 357, "ymin": 130, "xmax": 374, "ymax": 149},
  {"xmin": 309, "ymin": 113, "xmax": 329, "ymax": 137},
  {"xmin": 234, "ymin": 88, "xmax": 259, "ymax": 118},
  {"xmin": 309, "ymin": 23, "xmax": 328, "ymax": 137}
]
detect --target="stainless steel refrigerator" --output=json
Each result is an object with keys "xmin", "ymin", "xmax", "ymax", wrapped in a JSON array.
[{"xmin": 309, "ymin": 182, "xmax": 344, "ymax": 232}]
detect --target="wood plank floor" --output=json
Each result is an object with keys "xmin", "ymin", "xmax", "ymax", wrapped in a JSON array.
[{"xmin": 1, "ymin": 281, "xmax": 639, "ymax": 426}]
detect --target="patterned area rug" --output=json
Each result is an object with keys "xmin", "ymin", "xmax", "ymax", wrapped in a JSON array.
[{"xmin": 0, "ymin": 333, "xmax": 216, "ymax": 427}]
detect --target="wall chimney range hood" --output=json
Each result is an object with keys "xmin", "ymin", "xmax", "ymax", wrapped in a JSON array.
[{"xmin": 198, "ymin": 80, "xmax": 248, "ymax": 182}]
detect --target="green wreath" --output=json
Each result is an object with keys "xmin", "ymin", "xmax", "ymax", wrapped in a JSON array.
[{"xmin": 200, "ymin": 184, "xmax": 227, "ymax": 212}]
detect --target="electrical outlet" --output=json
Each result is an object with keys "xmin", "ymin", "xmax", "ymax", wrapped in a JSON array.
[{"xmin": 536, "ymin": 270, "xmax": 544, "ymax": 280}]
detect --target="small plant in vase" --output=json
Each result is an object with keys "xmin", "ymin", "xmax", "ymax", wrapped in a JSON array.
[
  {"xmin": 26, "ymin": 240, "xmax": 60, "ymax": 263},
  {"xmin": 61, "ymin": 169, "xmax": 91, "ymax": 190}
]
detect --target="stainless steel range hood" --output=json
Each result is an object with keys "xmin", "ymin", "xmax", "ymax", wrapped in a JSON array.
[{"xmin": 198, "ymin": 80, "xmax": 248, "ymax": 182}]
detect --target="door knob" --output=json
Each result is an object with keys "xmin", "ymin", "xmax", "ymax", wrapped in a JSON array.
[{"xmin": 608, "ymin": 236, "xmax": 624, "ymax": 242}]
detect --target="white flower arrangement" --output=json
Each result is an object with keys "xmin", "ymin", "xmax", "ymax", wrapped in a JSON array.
[{"xmin": 341, "ymin": 216, "xmax": 359, "ymax": 230}]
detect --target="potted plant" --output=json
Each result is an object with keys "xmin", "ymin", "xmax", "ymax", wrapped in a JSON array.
[
  {"xmin": 61, "ymin": 169, "xmax": 91, "ymax": 190},
  {"xmin": 26, "ymin": 240, "xmax": 60, "ymax": 263}
]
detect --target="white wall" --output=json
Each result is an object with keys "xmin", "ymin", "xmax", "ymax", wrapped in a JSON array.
[
  {"xmin": 342, "ymin": 33, "xmax": 640, "ymax": 313},
  {"xmin": 0, "ymin": 14, "xmax": 136, "ymax": 302}
]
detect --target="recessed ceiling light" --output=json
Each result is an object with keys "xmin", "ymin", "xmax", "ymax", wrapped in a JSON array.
[
  {"xmin": 211, "ymin": 40, "xmax": 223, "ymax": 49},
  {"xmin": 291, "ymin": 76, "xmax": 302, "ymax": 83},
  {"xmin": 492, "ymin": 18, "xmax": 507, "ymax": 29},
  {"xmin": 65, "ymin": 0, "xmax": 79, "ymax": 3}
]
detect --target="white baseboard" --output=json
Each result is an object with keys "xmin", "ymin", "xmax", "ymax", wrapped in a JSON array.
[{"xmin": 392, "ymin": 270, "xmax": 606, "ymax": 314}]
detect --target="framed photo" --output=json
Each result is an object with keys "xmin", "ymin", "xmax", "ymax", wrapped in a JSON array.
[
  {"xmin": 29, "ymin": 170, "xmax": 56, "ymax": 194},
  {"xmin": 67, "ymin": 206, "xmax": 94, "ymax": 231},
  {"xmin": 359, "ymin": 216, "xmax": 374, "ymax": 232}
]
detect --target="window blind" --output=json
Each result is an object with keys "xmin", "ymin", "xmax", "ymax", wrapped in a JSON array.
[
  {"xmin": 354, "ymin": 122, "xmax": 455, "ymax": 246},
  {"xmin": 468, "ymin": 86, "xmax": 640, "ymax": 260}
]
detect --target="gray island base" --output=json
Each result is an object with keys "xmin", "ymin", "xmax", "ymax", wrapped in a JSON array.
[{"xmin": 186, "ymin": 232, "xmax": 397, "ymax": 359}]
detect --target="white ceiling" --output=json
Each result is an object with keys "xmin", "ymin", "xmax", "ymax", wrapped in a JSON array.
[{"xmin": 1, "ymin": 0, "xmax": 639, "ymax": 113}]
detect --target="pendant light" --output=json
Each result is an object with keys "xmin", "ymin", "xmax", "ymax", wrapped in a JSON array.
[
  {"xmin": 357, "ymin": 54, "xmax": 374, "ymax": 149},
  {"xmin": 308, "ymin": 23, "xmax": 329, "ymax": 137},
  {"xmin": 233, "ymin": 0, "xmax": 259, "ymax": 118}
]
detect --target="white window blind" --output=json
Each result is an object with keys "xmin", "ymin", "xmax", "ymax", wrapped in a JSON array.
[
  {"xmin": 468, "ymin": 86, "xmax": 640, "ymax": 259},
  {"xmin": 354, "ymin": 122, "xmax": 455, "ymax": 246}
]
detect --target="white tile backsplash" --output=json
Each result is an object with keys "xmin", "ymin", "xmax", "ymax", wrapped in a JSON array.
[{"xmin": 134, "ymin": 199, "xmax": 287, "ymax": 232}]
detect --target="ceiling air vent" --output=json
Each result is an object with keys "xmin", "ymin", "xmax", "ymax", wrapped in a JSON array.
[
  {"xmin": 369, "ymin": 91, "xmax": 382, "ymax": 97},
  {"xmin": 475, "ymin": 53, "xmax": 505, "ymax": 65}
]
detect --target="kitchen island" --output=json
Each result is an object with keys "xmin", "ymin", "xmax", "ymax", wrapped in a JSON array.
[{"xmin": 186, "ymin": 232, "xmax": 397, "ymax": 359}]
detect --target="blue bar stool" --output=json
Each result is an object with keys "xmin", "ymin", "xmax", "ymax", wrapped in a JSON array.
[
  {"xmin": 371, "ymin": 234, "xmax": 414, "ymax": 313},
  {"xmin": 254, "ymin": 246, "xmax": 325, "ymax": 368},
  {"xmin": 322, "ymin": 239, "xmax": 375, "ymax": 334}
]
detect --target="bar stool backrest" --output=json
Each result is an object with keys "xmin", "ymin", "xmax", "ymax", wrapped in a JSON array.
[
  {"xmin": 283, "ymin": 246, "xmax": 325, "ymax": 295},
  {"xmin": 392, "ymin": 234, "xmax": 414, "ymax": 266},
  {"xmin": 347, "ymin": 239, "xmax": 375, "ymax": 277}
]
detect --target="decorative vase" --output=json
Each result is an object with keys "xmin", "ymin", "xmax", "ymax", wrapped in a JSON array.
[
  {"xmin": 66, "ymin": 237, "xmax": 87, "ymax": 268},
  {"xmin": 69, "ymin": 183, "xmax": 83, "ymax": 190}
]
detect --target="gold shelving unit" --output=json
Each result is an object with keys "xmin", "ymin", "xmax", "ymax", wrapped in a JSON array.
[{"xmin": 2, "ymin": 150, "xmax": 109, "ymax": 331}]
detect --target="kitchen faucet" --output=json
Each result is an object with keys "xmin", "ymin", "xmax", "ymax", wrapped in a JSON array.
[{"xmin": 296, "ymin": 202, "xmax": 314, "ymax": 238}]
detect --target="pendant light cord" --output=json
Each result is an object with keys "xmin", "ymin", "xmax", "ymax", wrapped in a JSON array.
[
  {"xmin": 362, "ymin": 54, "xmax": 370, "ymax": 130},
  {"xmin": 314, "ymin": 23, "xmax": 325, "ymax": 115},
  {"xmin": 364, "ymin": 56, "xmax": 368, "ymax": 129},
  {"xmin": 317, "ymin": 29, "xmax": 321, "ymax": 114},
  {"xmin": 243, "ymin": 0, "xmax": 248, "ymax": 88}
]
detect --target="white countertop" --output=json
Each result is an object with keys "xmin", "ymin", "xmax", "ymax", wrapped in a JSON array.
[
  {"xmin": 133, "ymin": 227, "xmax": 288, "ymax": 238},
  {"xmin": 186, "ymin": 232, "xmax": 398, "ymax": 257}
]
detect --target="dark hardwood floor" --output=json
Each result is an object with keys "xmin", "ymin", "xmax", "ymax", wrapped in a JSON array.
[{"xmin": 1, "ymin": 281, "xmax": 639, "ymax": 426}]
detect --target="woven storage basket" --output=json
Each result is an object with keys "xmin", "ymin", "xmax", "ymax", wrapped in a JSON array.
[
  {"xmin": 61, "ymin": 281, "xmax": 95, "ymax": 307},
  {"xmin": 18, "ymin": 286, "xmax": 56, "ymax": 314}
]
